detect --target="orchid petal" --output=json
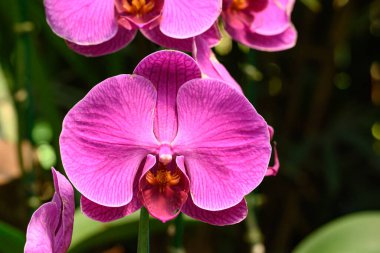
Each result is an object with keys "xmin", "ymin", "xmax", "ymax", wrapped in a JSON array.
[
  {"xmin": 193, "ymin": 37, "xmax": 243, "ymax": 93},
  {"xmin": 44, "ymin": 0, "xmax": 117, "ymax": 45},
  {"xmin": 223, "ymin": 10, "xmax": 254, "ymax": 31},
  {"xmin": 141, "ymin": 26, "xmax": 193, "ymax": 51},
  {"xmin": 25, "ymin": 169, "xmax": 74, "ymax": 253},
  {"xmin": 265, "ymin": 126, "xmax": 279, "ymax": 176},
  {"xmin": 226, "ymin": 24, "xmax": 297, "ymax": 51},
  {"xmin": 134, "ymin": 51, "xmax": 201, "ymax": 142},
  {"xmin": 67, "ymin": 27, "xmax": 137, "ymax": 57},
  {"xmin": 266, "ymin": 142, "xmax": 279, "ymax": 176},
  {"xmin": 81, "ymin": 195, "xmax": 142, "ymax": 222},
  {"xmin": 160, "ymin": 0, "xmax": 222, "ymax": 39},
  {"xmin": 141, "ymin": 23, "xmax": 221, "ymax": 52},
  {"xmin": 173, "ymin": 79, "xmax": 271, "ymax": 210},
  {"xmin": 60, "ymin": 75, "xmax": 159, "ymax": 207},
  {"xmin": 182, "ymin": 197, "xmax": 248, "ymax": 225},
  {"xmin": 52, "ymin": 169, "xmax": 75, "ymax": 252},
  {"xmin": 25, "ymin": 203, "xmax": 57, "ymax": 253},
  {"xmin": 251, "ymin": 0, "xmax": 291, "ymax": 36},
  {"xmin": 81, "ymin": 158, "xmax": 145, "ymax": 222}
]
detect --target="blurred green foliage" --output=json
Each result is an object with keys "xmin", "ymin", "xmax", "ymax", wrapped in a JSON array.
[
  {"xmin": 0, "ymin": 221, "xmax": 25, "ymax": 253},
  {"xmin": 0, "ymin": 0, "xmax": 380, "ymax": 252},
  {"xmin": 293, "ymin": 212, "xmax": 380, "ymax": 253}
]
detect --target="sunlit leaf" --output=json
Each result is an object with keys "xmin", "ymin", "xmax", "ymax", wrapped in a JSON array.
[
  {"xmin": 69, "ymin": 209, "xmax": 164, "ymax": 252},
  {"xmin": 293, "ymin": 212, "xmax": 380, "ymax": 253}
]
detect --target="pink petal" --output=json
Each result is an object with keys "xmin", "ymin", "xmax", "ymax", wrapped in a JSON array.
[
  {"xmin": 141, "ymin": 23, "xmax": 221, "ymax": 52},
  {"xmin": 44, "ymin": 0, "xmax": 117, "ymax": 45},
  {"xmin": 265, "ymin": 126, "xmax": 279, "ymax": 176},
  {"xmin": 67, "ymin": 27, "xmax": 137, "ymax": 57},
  {"xmin": 25, "ymin": 202, "xmax": 57, "ymax": 253},
  {"xmin": 250, "ymin": 0, "xmax": 292, "ymax": 36},
  {"xmin": 193, "ymin": 37, "xmax": 243, "ymax": 93},
  {"xmin": 141, "ymin": 25, "xmax": 193, "ymax": 51},
  {"xmin": 81, "ymin": 195, "xmax": 142, "ymax": 222},
  {"xmin": 52, "ymin": 169, "xmax": 75, "ymax": 252},
  {"xmin": 286, "ymin": 0, "xmax": 297, "ymax": 15},
  {"xmin": 139, "ymin": 155, "xmax": 190, "ymax": 222},
  {"xmin": 160, "ymin": 0, "xmax": 222, "ymax": 39},
  {"xmin": 80, "ymin": 157, "xmax": 146, "ymax": 222},
  {"xmin": 182, "ymin": 197, "xmax": 248, "ymax": 226},
  {"xmin": 222, "ymin": 9, "xmax": 254, "ymax": 31},
  {"xmin": 172, "ymin": 79, "xmax": 271, "ymax": 210},
  {"xmin": 25, "ymin": 169, "xmax": 75, "ymax": 253},
  {"xmin": 134, "ymin": 51, "xmax": 201, "ymax": 142},
  {"xmin": 60, "ymin": 75, "xmax": 159, "ymax": 207},
  {"xmin": 226, "ymin": 24, "xmax": 297, "ymax": 51}
]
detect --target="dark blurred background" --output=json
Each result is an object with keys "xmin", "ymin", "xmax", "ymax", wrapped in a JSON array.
[{"xmin": 0, "ymin": 0, "xmax": 379, "ymax": 252}]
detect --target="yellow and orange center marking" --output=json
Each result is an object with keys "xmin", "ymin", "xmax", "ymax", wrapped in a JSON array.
[
  {"xmin": 121, "ymin": 0, "xmax": 155, "ymax": 16},
  {"xmin": 230, "ymin": 0, "xmax": 249, "ymax": 11},
  {"xmin": 146, "ymin": 168, "xmax": 181, "ymax": 192}
]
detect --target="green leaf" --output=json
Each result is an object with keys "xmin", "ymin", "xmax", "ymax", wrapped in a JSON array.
[
  {"xmin": 0, "ymin": 221, "xmax": 25, "ymax": 253},
  {"xmin": 293, "ymin": 212, "xmax": 380, "ymax": 253},
  {"xmin": 69, "ymin": 209, "xmax": 163, "ymax": 253},
  {"xmin": 69, "ymin": 209, "xmax": 199, "ymax": 252}
]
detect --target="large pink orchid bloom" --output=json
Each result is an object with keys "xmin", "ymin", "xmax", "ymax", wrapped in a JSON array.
[
  {"xmin": 25, "ymin": 168, "xmax": 75, "ymax": 253},
  {"xmin": 60, "ymin": 51, "xmax": 272, "ymax": 225},
  {"xmin": 44, "ymin": 0, "xmax": 222, "ymax": 56},
  {"xmin": 222, "ymin": 0, "xmax": 297, "ymax": 51}
]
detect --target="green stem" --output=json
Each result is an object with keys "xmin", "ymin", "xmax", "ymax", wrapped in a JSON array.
[{"xmin": 137, "ymin": 207, "xmax": 150, "ymax": 253}]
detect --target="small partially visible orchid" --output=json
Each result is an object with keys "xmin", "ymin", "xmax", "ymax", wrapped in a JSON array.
[
  {"xmin": 221, "ymin": 0, "xmax": 297, "ymax": 51},
  {"xmin": 59, "ymin": 50, "xmax": 272, "ymax": 225},
  {"xmin": 44, "ymin": 0, "xmax": 222, "ymax": 56},
  {"xmin": 24, "ymin": 168, "xmax": 75, "ymax": 253}
]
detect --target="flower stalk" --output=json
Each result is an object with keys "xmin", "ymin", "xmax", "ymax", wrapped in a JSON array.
[{"xmin": 137, "ymin": 207, "xmax": 150, "ymax": 253}]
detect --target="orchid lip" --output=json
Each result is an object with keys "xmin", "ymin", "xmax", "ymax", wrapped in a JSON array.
[{"xmin": 139, "ymin": 157, "xmax": 190, "ymax": 223}]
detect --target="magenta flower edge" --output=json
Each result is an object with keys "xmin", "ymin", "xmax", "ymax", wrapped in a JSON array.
[{"xmin": 24, "ymin": 168, "xmax": 75, "ymax": 253}]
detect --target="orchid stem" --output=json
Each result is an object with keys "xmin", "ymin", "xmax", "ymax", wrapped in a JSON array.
[{"xmin": 137, "ymin": 207, "xmax": 150, "ymax": 253}]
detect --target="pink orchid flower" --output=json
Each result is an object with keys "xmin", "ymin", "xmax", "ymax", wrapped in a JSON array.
[
  {"xmin": 60, "ymin": 50, "xmax": 271, "ymax": 225},
  {"xmin": 44, "ymin": 0, "xmax": 222, "ymax": 56},
  {"xmin": 25, "ymin": 168, "xmax": 75, "ymax": 253},
  {"xmin": 222, "ymin": 0, "xmax": 297, "ymax": 51}
]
